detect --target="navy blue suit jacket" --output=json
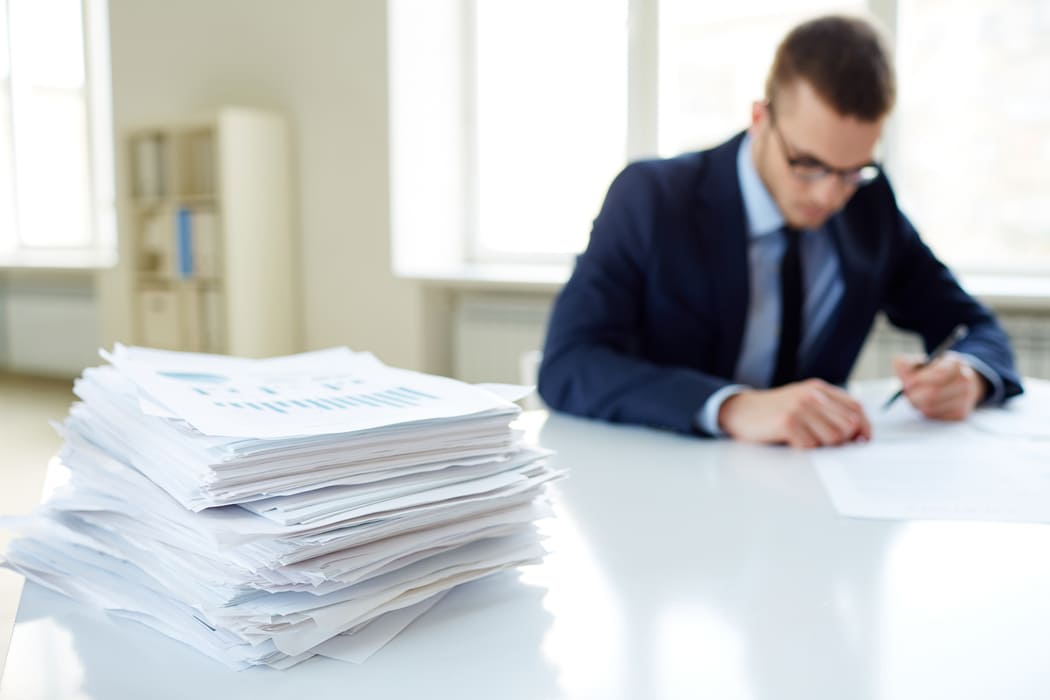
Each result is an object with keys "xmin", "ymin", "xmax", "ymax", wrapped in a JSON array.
[{"xmin": 538, "ymin": 132, "xmax": 1023, "ymax": 435}]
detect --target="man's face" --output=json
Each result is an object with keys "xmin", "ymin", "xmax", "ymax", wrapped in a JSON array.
[{"xmin": 750, "ymin": 80, "xmax": 884, "ymax": 231}]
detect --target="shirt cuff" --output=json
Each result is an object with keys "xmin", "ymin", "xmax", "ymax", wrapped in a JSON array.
[
  {"xmin": 697, "ymin": 384, "xmax": 751, "ymax": 436},
  {"xmin": 956, "ymin": 352, "xmax": 1005, "ymax": 405}
]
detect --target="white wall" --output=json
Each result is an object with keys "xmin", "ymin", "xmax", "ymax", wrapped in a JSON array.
[
  {"xmin": 0, "ymin": 279, "xmax": 8, "ymax": 369},
  {"xmin": 101, "ymin": 0, "xmax": 427, "ymax": 370}
]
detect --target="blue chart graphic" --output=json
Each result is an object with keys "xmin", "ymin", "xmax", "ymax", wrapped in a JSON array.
[{"xmin": 209, "ymin": 386, "xmax": 440, "ymax": 414}]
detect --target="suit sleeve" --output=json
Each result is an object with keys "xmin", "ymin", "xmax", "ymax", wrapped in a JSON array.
[
  {"xmin": 881, "ymin": 210, "xmax": 1023, "ymax": 403},
  {"xmin": 537, "ymin": 162, "xmax": 735, "ymax": 434}
]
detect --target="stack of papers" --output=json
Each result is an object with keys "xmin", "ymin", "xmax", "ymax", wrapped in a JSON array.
[{"xmin": 2, "ymin": 345, "xmax": 560, "ymax": 669}]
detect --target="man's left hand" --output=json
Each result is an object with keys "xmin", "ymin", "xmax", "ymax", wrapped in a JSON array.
[{"xmin": 891, "ymin": 351, "xmax": 985, "ymax": 421}]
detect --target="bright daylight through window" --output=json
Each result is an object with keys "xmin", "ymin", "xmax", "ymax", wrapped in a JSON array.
[
  {"xmin": 893, "ymin": 0, "xmax": 1050, "ymax": 274},
  {"xmin": 0, "ymin": 0, "xmax": 113, "ymax": 265},
  {"xmin": 472, "ymin": 0, "xmax": 627, "ymax": 262},
  {"xmin": 466, "ymin": 0, "xmax": 1049, "ymax": 275}
]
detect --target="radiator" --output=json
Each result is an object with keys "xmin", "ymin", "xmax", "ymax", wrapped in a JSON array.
[
  {"xmin": 453, "ymin": 293, "xmax": 550, "ymax": 385},
  {"xmin": 453, "ymin": 295, "xmax": 1050, "ymax": 386},
  {"xmin": 2, "ymin": 282, "xmax": 100, "ymax": 377}
]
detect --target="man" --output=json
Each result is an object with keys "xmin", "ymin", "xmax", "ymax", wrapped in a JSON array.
[{"xmin": 537, "ymin": 14, "xmax": 1022, "ymax": 448}]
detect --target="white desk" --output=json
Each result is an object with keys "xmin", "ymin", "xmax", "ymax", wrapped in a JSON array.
[{"xmin": 4, "ymin": 404, "xmax": 1050, "ymax": 699}]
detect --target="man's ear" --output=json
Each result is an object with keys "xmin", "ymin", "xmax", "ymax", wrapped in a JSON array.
[{"xmin": 749, "ymin": 100, "xmax": 768, "ymax": 137}]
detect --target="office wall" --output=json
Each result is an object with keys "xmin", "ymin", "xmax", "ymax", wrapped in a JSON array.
[
  {"xmin": 0, "ymin": 278, "xmax": 8, "ymax": 369},
  {"xmin": 101, "ymin": 0, "xmax": 426, "ymax": 370}
]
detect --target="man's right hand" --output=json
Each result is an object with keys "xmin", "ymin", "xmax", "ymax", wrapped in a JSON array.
[{"xmin": 717, "ymin": 379, "xmax": 872, "ymax": 448}]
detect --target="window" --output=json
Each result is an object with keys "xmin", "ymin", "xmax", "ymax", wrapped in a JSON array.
[
  {"xmin": 0, "ymin": 0, "xmax": 114, "ymax": 266},
  {"xmin": 892, "ymin": 0, "xmax": 1050, "ymax": 274},
  {"xmin": 472, "ymin": 0, "xmax": 628, "ymax": 261},
  {"xmin": 390, "ymin": 1, "xmax": 1050, "ymax": 278},
  {"xmin": 656, "ymin": 1, "xmax": 864, "ymax": 155}
]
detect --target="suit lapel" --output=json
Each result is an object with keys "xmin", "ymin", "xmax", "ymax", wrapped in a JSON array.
[{"xmin": 694, "ymin": 134, "xmax": 750, "ymax": 379}]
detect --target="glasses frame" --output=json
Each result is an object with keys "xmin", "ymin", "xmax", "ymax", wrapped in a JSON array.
[{"xmin": 767, "ymin": 102, "xmax": 881, "ymax": 187}]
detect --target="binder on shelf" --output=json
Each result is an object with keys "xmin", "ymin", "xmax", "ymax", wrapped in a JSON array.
[
  {"xmin": 191, "ymin": 210, "xmax": 220, "ymax": 278},
  {"xmin": 133, "ymin": 135, "xmax": 166, "ymax": 199},
  {"xmin": 175, "ymin": 208, "xmax": 194, "ymax": 279},
  {"xmin": 126, "ymin": 108, "xmax": 294, "ymax": 357},
  {"xmin": 189, "ymin": 132, "xmax": 216, "ymax": 196},
  {"xmin": 170, "ymin": 208, "xmax": 221, "ymax": 280},
  {"xmin": 140, "ymin": 212, "xmax": 174, "ymax": 276}
]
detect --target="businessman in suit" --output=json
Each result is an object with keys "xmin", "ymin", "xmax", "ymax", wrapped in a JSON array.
[{"xmin": 538, "ymin": 14, "xmax": 1022, "ymax": 448}]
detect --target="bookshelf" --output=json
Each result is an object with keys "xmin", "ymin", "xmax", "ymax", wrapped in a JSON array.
[{"xmin": 126, "ymin": 107, "xmax": 297, "ymax": 357}]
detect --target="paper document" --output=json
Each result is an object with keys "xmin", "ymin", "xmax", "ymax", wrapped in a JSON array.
[
  {"xmin": 104, "ymin": 344, "xmax": 519, "ymax": 438},
  {"xmin": 813, "ymin": 437, "xmax": 1050, "ymax": 523},
  {"xmin": 814, "ymin": 382, "xmax": 1050, "ymax": 523},
  {"xmin": 969, "ymin": 379, "xmax": 1050, "ymax": 439}
]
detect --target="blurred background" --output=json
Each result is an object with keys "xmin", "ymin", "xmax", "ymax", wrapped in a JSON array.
[
  {"xmin": 1, "ymin": 0, "xmax": 1049, "ymax": 672},
  {"xmin": 0, "ymin": 0, "xmax": 1047, "ymax": 388}
]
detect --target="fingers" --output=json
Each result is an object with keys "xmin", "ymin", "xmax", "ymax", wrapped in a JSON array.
[
  {"xmin": 782, "ymin": 380, "xmax": 870, "ymax": 448},
  {"xmin": 805, "ymin": 390, "xmax": 862, "ymax": 443},
  {"xmin": 724, "ymin": 358, "xmax": 978, "ymax": 449},
  {"xmin": 892, "ymin": 354, "xmax": 925, "ymax": 382},
  {"xmin": 903, "ymin": 355, "xmax": 981, "ymax": 420},
  {"xmin": 719, "ymin": 380, "xmax": 871, "ymax": 448},
  {"xmin": 923, "ymin": 394, "xmax": 971, "ymax": 421},
  {"xmin": 908, "ymin": 373, "xmax": 966, "ymax": 410},
  {"xmin": 904, "ymin": 355, "xmax": 958, "ymax": 390}
]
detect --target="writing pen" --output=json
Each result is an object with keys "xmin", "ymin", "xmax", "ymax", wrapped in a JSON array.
[{"xmin": 882, "ymin": 323, "xmax": 969, "ymax": 410}]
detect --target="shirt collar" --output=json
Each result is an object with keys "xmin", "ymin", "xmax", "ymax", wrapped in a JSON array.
[{"xmin": 736, "ymin": 132, "xmax": 785, "ymax": 240}]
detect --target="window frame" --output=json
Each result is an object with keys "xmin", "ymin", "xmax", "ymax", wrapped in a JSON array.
[
  {"xmin": 389, "ymin": 0, "xmax": 1050, "ymax": 288},
  {"xmin": 0, "ymin": 0, "xmax": 114, "ymax": 268},
  {"xmin": 462, "ymin": 0, "xmax": 900, "ymax": 267}
]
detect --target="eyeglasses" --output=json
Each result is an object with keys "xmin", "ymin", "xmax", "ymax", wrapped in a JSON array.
[{"xmin": 767, "ymin": 103, "xmax": 881, "ymax": 187}]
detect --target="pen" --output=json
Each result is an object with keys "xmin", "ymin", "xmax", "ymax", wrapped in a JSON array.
[{"xmin": 882, "ymin": 323, "xmax": 969, "ymax": 410}]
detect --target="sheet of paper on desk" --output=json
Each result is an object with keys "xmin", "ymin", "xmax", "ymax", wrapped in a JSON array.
[
  {"xmin": 969, "ymin": 380, "xmax": 1050, "ymax": 439},
  {"xmin": 870, "ymin": 378, "xmax": 1050, "ymax": 441},
  {"xmin": 104, "ymin": 343, "xmax": 521, "ymax": 439},
  {"xmin": 863, "ymin": 399, "xmax": 980, "ymax": 443},
  {"xmin": 812, "ymin": 431, "xmax": 1050, "ymax": 523}
]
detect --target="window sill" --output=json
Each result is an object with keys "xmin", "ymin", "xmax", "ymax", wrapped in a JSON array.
[
  {"xmin": 962, "ymin": 274, "xmax": 1050, "ymax": 312},
  {"xmin": 0, "ymin": 249, "xmax": 116, "ymax": 274},
  {"xmin": 397, "ymin": 262, "xmax": 571, "ymax": 294},
  {"xmin": 398, "ymin": 263, "xmax": 1050, "ymax": 311}
]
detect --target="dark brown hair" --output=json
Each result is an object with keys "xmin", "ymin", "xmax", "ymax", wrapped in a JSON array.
[{"xmin": 765, "ymin": 15, "xmax": 896, "ymax": 121}]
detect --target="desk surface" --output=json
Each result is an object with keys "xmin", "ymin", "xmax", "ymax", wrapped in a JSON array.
[{"xmin": 4, "ymin": 401, "xmax": 1050, "ymax": 699}]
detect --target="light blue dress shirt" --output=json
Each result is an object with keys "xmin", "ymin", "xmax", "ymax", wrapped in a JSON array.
[
  {"xmin": 697, "ymin": 134, "xmax": 843, "ymax": 435},
  {"xmin": 697, "ymin": 134, "xmax": 1002, "ymax": 435}
]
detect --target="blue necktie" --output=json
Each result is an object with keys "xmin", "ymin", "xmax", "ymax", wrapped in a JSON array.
[{"xmin": 772, "ymin": 226, "xmax": 803, "ymax": 387}]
